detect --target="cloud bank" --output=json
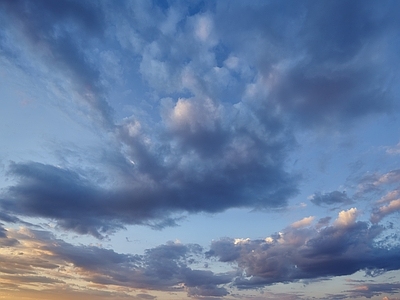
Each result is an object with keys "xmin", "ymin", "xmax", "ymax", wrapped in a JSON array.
[{"xmin": 1, "ymin": 0, "xmax": 399, "ymax": 238}]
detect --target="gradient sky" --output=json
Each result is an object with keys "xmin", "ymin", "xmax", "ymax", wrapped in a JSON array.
[{"xmin": 1, "ymin": 1, "xmax": 400, "ymax": 299}]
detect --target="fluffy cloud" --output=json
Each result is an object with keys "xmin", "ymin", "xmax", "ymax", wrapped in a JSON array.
[
  {"xmin": 290, "ymin": 216, "xmax": 315, "ymax": 229},
  {"xmin": 1, "ymin": 0, "xmax": 399, "ymax": 238},
  {"xmin": 207, "ymin": 209, "xmax": 400, "ymax": 288},
  {"xmin": 334, "ymin": 207, "xmax": 358, "ymax": 227}
]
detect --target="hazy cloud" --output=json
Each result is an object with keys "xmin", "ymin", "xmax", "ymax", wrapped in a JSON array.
[
  {"xmin": 346, "ymin": 282, "xmax": 400, "ymax": 299},
  {"xmin": 309, "ymin": 191, "xmax": 352, "ymax": 206},
  {"xmin": 0, "ymin": 227, "xmax": 232, "ymax": 298}
]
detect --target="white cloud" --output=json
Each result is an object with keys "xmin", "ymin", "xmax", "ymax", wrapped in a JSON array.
[
  {"xmin": 290, "ymin": 216, "xmax": 315, "ymax": 228},
  {"xmin": 334, "ymin": 208, "xmax": 358, "ymax": 227}
]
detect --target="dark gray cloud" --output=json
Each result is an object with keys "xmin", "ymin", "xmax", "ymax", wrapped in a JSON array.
[
  {"xmin": 206, "ymin": 211, "xmax": 400, "ymax": 288},
  {"xmin": 309, "ymin": 191, "xmax": 352, "ymax": 206},
  {"xmin": 0, "ymin": 127, "xmax": 298, "ymax": 237},
  {"xmin": 187, "ymin": 285, "xmax": 229, "ymax": 298},
  {"xmin": 215, "ymin": 0, "xmax": 399, "ymax": 129}
]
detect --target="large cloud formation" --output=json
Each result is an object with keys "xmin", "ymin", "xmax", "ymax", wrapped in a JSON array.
[
  {"xmin": 1, "ymin": 209, "xmax": 400, "ymax": 298},
  {"xmin": 0, "ymin": 227, "xmax": 232, "ymax": 298},
  {"xmin": 207, "ymin": 209, "xmax": 400, "ymax": 289},
  {"xmin": 0, "ymin": 0, "xmax": 399, "ymax": 240}
]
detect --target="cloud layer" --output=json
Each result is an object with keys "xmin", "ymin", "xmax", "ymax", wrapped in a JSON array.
[
  {"xmin": 1, "ymin": 0, "xmax": 399, "ymax": 238},
  {"xmin": 1, "ymin": 1, "xmax": 400, "ymax": 299},
  {"xmin": 1, "ymin": 209, "xmax": 400, "ymax": 298}
]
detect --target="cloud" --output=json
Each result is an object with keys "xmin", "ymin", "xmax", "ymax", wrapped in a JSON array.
[
  {"xmin": 1, "ymin": 0, "xmax": 399, "ymax": 239},
  {"xmin": 214, "ymin": 0, "xmax": 399, "ymax": 129},
  {"xmin": 187, "ymin": 285, "xmax": 229, "ymax": 298},
  {"xmin": 136, "ymin": 294, "xmax": 157, "ymax": 300},
  {"xmin": 357, "ymin": 170, "xmax": 400, "ymax": 195},
  {"xmin": 0, "ymin": 106, "xmax": 299, "ymax": 236},
  {"xmin": 386, "ymin": 142, "xmax": 400, "ymax": 155},
  {"xmin": 0, "ymin": 227, "xmax": 232, "ymax": 298},
  {"xmin": 0, "ymin": 1, "xmax": 400, "ymax": 299},
  {"xmin": 334, "ymin": 207, "xmax": 358, "ymax": 227},
  {"xmin": 0, "ymin": 0, "xmax": 113, "ymax": 126},
  {"xmin": 207, "ymin": 208, "xmax": 400, "ymax": 288},
  {"xmin": 0, "ymin": 162, "xmax": 126, "ymax": 239},
  {"xmin": 309, "ymin": 191, "xmax": 352, "ymax": 206},
  {"xmin": 346, "ymin": 282, "xmax": 400, "ymax": 299},
  {"xmin": 371, "ymin": 199, "xmax": 400, "ymax": 224},
  {"xmin": 290, "ymin": 216, "xmax": 314, "ymax": 229},
  {"xmin": 1, "ymin": 213, "xmax": 400, "ymax": 298}
]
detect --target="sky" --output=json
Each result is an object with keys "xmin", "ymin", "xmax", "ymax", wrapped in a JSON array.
[{"xmin": 1, "ymin": 0, "xmax": 400, "ymax": 299}]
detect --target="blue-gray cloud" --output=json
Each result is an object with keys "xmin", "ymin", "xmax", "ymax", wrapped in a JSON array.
[
  {"xmin": 0, "ymin": 0, "xmax": 399, "ymax": 237},
  {"xmin": 207, "ymin": 212, "xmax": 400, "ymax": 288},
  {"xmin": 0, "ymin": 0, "xmax": 399, "ymax": 243},
  {"xmin": 0, "ymin": 0, "xmax": 113, "ymax": 126},
  {"xmin": 309, "ymin": 191, "xmax": 352, "ymax": 206},
  {"xmin": 0, "ymin": 155, "xmax": 297, "ymax": 238}
]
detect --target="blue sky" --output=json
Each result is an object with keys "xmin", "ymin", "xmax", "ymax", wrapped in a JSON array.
[{"xmin": 1, "ymin": 0, "xmax": 400, "ymax": 299}]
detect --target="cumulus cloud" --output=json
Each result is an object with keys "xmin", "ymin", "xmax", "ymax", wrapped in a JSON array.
[
  {"xmin": 0, "ymin": 0, "xmax": 399, "ymax": 238},
  {"xmin": 0, "ymin": 1, "xmax": 400, "ymax": 299},
  {"xmin": 214, "ymin": 0, "xmax": 399, "ymax": 129},
  {"xmin": 207, "ymin": 209, "xmax": 400, "ymax": 288},
  {"xmin": 334, "ymin": 207, "xmax": 358, "ymax": 227},
  {"xmin": 290, "ymin": 216, "xmax": 315, "ymax": 229}
]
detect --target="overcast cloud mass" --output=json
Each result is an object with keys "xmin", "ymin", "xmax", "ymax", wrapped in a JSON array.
[{"xmin": 1, "ymin": 1, "xmax": 400, "ymax": 299}]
